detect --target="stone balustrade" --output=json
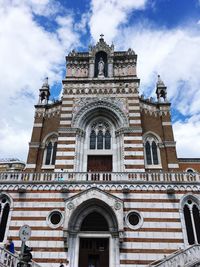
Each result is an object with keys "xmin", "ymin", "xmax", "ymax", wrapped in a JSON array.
[
  {"xmin": 0, "ymin": 247, "xmax": 41, "ymax": 267},
  {"xmin": 0, "ymin": 171, "xmax": 199, "ymax": 183},
  {"xmin": 149, "ymin": 244, "xmax": 200, "ymax": 267}
]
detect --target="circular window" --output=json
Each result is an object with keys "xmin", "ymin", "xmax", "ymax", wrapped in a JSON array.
[
  {"xmin": 128, "ymin": 212, "xmax": 140, "ymax": 226},
  {"xmin": 47, "ymin": 210, "xmax": 63, "ymax": 228},
  {"xmin": 126, "ymin": 211, "xmax": 143, "ymax": 230},
  {"xmin": 187, "ymin": 199, "xmax": 192, "ymax": 205},
  {"xmin": 2, "ymin": 198, "xmax": 7, "ymax": 203}
]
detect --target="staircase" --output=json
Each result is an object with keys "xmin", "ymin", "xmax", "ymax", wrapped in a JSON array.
[
  {"xmin": 0, "ymin": 247, "xmax": 41, "ymax": 267},
  {"xmin": 149, "ymin": 244, "xmax": 200, "ymax": 267}
]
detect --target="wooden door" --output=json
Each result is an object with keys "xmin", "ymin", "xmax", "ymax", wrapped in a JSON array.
[
  {"xmin": 79, "ymin": 238, "xmax": 109, "ymax": 267},
  {"xmin": 87, "ymin": 156, "xmax": 112, "ymax": 172}
]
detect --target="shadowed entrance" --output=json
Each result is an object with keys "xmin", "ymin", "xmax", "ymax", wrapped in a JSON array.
[{"xmin": 78, "ymin": 212, "xmax": 109, "ymax": 267}]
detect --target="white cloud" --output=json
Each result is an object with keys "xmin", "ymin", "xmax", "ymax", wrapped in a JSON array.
[
  {"xmin": 173, "ymin": 115, "xmax": 200, "ymax": 157},
  {"xmin": 0, "ymin": 1, "xmax": 80, "ymax": 161},
  {"xmin": 89, "ymin": 0, "xmax": 147, "ymax": 43}
]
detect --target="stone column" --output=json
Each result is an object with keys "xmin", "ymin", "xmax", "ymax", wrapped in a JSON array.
[
  {"xmin": 108, "ymin": 58, "xmax": 113, "ymax": 77},
  {"xmin": 89, "ymin": 58, "xmax": 95, "ymax": 77}
]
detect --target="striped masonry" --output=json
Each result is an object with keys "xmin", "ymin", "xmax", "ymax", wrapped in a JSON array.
[
  {"xmin": 124, "ymin": 97, "xmax": 145, "ymax": 171},
  {"xmin": 5, "ymin": 189, "xmax": 186, "ymax": 267},
  {"xmin": 55, "ymin": 97, "xmax": 76, "ymax": 170}
]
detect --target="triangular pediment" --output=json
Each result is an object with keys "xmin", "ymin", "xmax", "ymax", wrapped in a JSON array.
[{"xmin": 65, "ymin": 186, "xmax": 123, "ymax": 205}]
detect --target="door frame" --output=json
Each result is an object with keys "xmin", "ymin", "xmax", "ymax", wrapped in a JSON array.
[
  {"xmin": 71, "ymin": 233, "xmax": 119, "ymax": 267},
  {"xmin": 87, "ymin": 155, "xmax": 113, "ymax": 172},
  {"xmin": 78, "ymin": 236, "xmax": 109, "ymax": 267}
]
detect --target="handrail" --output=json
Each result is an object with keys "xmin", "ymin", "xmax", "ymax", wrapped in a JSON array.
[
  {"xmin": 149, "ymin": 244, "xmax": 200, "ymax": 267},
  {"xmin": 0, "ymin": 246, "xmax": 41, "ymax": 267},
  {"xmin": 0, "ymin": 171, "xmax": 199, "ymax": 183}
]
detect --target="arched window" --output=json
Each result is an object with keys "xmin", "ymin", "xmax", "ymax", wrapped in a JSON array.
[
  {"xmin": 45, "ymin": 142, "xmax": 52, "ymax": 165},
  {"xmin": 144, "ymin": 134, "xmax": 160, "ymax": 167},
  {"xmin": 183, "ymin": 197, "xmax": 200, "ymax": 245},
  {"xmin": 105, "ymin": 131, "xmax": 111, "ymax": 149},
  {"xmin": 152, "ymin": 141, "xmax": 158, "ymax": 164},
  {"xmin": 97, "ymin": 131, "xmax": 103, "ymax": 149},
  {"xmin": 90, "ymin": 131, "xmax": 96, "ymax": 149},
  {"xmin": 145, "ymin": 141, "xmax": 151, "ymax": 165},
  {"xmin": 43, "ymin": 136, "xmax": 58, "ymax": 166},
  {"xmin": 0, "ymin": 195, "xmax": 10, "ymax": 242},
  {"xmin": 52, "ymin": 142, "xmax": 57, "ymax": 165},
  {"xmin": 89, "ymin": 121, "xmax": 111, "ymax": 150}
]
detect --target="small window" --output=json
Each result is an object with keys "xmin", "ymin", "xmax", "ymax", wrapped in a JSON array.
[
  {"xmin": 47, "ymin": 210, "xmax": 63, "ymax": 228},
  {"xmin": 126, "ymin": 211, "xmax": 143, "ymax": 230}
]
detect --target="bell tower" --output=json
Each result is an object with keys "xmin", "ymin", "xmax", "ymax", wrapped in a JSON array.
[{"xmin": 55, "ymin": 35, "xmax": 145, "ymax": 172}]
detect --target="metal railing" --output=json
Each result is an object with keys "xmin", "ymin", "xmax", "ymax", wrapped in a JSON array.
[
  {"xmin": 0, "ymin": 171, "xmax": 199, "ymax": 183},
  {"xmin": 149, "ymin": 244, "xmax": 200, "ymax": 267},
  {"xmin": 0, "ymin": 247, "xmax": 41, "ymax": 267}
]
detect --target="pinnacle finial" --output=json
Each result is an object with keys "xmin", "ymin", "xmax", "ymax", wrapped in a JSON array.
[
  {"xmin": 44, "ymin": 77, "xmax": 48, "ymax": 85},
  {"xmin": 100, "ymin": 33, "xmax": 104, "ymax": 40},
  {"xmin": 157, "ymin": 74, "xmax": 165, "ymax": 87}
]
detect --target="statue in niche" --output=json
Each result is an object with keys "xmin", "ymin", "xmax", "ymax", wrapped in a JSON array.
[{"xmin": 98, "ymin": 57, "xmax": 105, "ymax": 77}]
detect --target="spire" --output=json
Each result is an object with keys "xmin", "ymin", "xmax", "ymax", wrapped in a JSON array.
[
  {"xmin": 100, "ymin": 33, "xmax": 104, "ymax": 41},
  {"xmin": 38, "ymin": 77, "xmax": 50, "ymax": 105},
  {"xmin": 156, "ymin": 75, "xmax": 167, "ymax": 102}
]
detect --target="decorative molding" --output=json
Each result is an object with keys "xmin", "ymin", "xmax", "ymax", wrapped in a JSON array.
[
  {"xmin": 115, "ymin": 126, "xmax": 142, "ymax": 136},
  {"xmin": 163, "ymin": 141, "xmax": 176, "ymax": 147},
  {"xmin": 71, "ymin": 97, "xmax": 129, "ymax": 128},
  {"xmin": 58, "ymin": 127, "xmax": 85, "ymax": 137},
  {"xmin": 168, "ymin": 163, "xmax": 179, "ymax": 168},
  {"xmin": 33, "ymin": 123, "xmax": 43, "ymax": 127},
  {"xmin": 63, "ymin": 82, "xmax": 139, "ymax": 95},
  {"xmin": 89, "ymin": 38, "xmax": 114, "ymax": 57},
  {"xmin": 25, "ymin": 164, "xmax": 36, "ymax": 168},
  {"xmin": 29, "ymin": 142, "xmax": 40, "ymax": 148},
  {"xmin": 1, "ymin": 182, "xmax": 200, "ymax": 192},
  {"xmin": 162, "ymin": 121, "xmax": 171, "ymax": 126},
  {"xmin": 140, "ymin": 101, "xmax": 171, "ymax": 117},
  {"xmin": 35, "ymin": 105, "xmax": 61, "ymax": 118}
]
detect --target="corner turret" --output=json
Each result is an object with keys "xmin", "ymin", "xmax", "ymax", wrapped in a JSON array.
[
  {"xmin": 156, "ymin": 75, "xmax": 167, "ymax": 102},
  {"xmin": 38, "ymin": 77, "xmax": 50, "ymax": 105}
]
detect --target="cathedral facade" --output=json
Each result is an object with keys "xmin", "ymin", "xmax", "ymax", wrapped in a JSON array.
[{"xmin": 1, "ymin": 37, "xmax": 200, "ymax": 267}]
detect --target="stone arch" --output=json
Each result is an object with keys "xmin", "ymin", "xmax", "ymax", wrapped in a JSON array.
[
  {"xmin": 68, "ymin": 199, "xmax": 118, "ymax": 234},
  {"xmin": 72, "ymin": 99, "xmax": 129, "ymax": 129},
  {"xmin": 64, "ymin": 188, "xmax": 122, "ymax": 267},
  {"xmin": 72, "ymin": 99, "xmax": 128, "ymax": 172}
]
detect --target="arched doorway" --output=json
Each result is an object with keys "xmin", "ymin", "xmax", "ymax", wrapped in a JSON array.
[
  {"xmin": 79, "ymin": 212, "xmax": 109, "ymax": 267},
  {"xmin": 65, "ymin": 190, "xmax": 122, "ymax": 267}
]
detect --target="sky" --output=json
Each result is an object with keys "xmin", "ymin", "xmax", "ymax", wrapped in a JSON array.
[{"xmin": 0, "ymin": 0, "xmax": 200, "ymax": 161}]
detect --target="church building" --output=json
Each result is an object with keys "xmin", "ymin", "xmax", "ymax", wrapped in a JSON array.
[{"xmin": 0, "ymin": 36, "xmax": 200, "ymax": 267}]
